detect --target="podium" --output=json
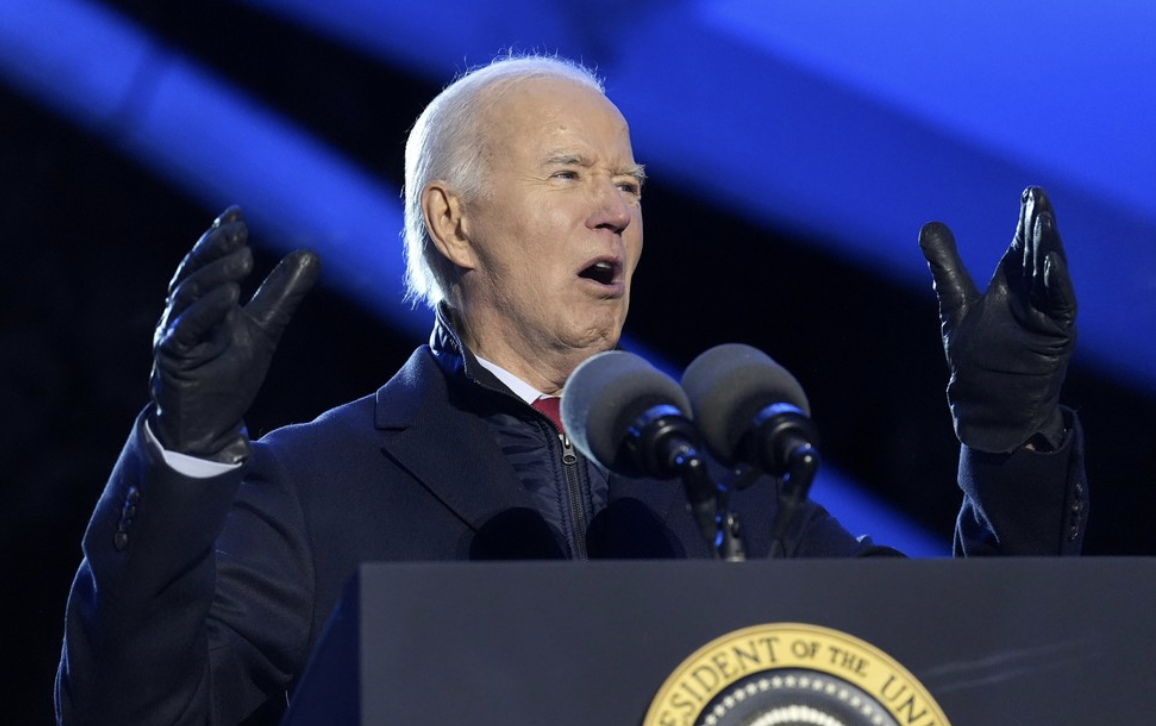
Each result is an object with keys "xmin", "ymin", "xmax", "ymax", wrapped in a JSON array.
[{"xmin": 283, "ymin": 559, "xmax": 1155, "ymax": 725}]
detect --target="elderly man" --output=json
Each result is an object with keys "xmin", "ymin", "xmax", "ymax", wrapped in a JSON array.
[{"xmin": 56, "ymin": 56, "xmax": 1086, "ymax": 725}]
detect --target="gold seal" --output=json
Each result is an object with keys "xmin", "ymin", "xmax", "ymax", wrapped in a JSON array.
[{"xmin": 643, "ymin": 623, "xmax": 951, "ymax": 726}]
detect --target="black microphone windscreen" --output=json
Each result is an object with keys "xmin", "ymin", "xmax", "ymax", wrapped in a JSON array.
[
  {"xmin": 561, "ymin": 350, "xmax": 692, "ymax": 470},
  {"xmin": 680, "ymin": 343, "xmax": 810, "ymax": 463}
]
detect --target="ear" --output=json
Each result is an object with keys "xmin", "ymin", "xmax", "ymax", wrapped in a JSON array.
[{"xmin": 422, "ymin": 182, "xmax": 476, "ymax": 270}]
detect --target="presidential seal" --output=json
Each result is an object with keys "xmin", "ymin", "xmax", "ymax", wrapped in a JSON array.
[{"xmin": 643, "ymin": 624, "xmax": 951, "ymax": 726}]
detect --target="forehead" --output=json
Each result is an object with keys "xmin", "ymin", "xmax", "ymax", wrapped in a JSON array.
[{"xmin": 480, "ymin": 77, "xmax": 634, "ymax": 163}]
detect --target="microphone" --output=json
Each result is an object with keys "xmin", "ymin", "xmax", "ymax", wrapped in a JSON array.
[
  {"xmin": 562, "ymin": 351, "xmax": 718, "ymax": 545},
  {"xmin": 680, "ymin": 343, "xmax": 817, "ymax": 475},
  {"xmin": 680, "ymin": 343, "xmax": 820, "ymax": 557},
  {"xmin": 561, "ymin": 350, "xmax": 698, "ymax": 479},
  {"xmin": 680, "ymin": 343, "xmax": 819, "ymax": 556}
]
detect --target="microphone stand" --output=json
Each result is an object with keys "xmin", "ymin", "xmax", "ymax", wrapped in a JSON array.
[
  {"xmin": 667, "ymin": 453, "xmax": 718, "ymax": 553},
  {"xmin": 631, "ymin": 405, "xmax": 743, "ymax": 560},
  {"xmin": 746, "ymin": 403, "xmax": 821, "ymax": 558},
  {"xmin": 718, "ymin": 503, "xmax": 746, "ymax": 562},
  {"xmin": 768, "ymin": 442, "xmax": 819, "ymax": 557},
  {"xmin": 669, "ymin": 454, "xmax": 746, "ymax": 561}
]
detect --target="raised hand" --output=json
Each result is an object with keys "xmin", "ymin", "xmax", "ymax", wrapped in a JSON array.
[
  {"xmin": 149, "ymin": 207, "xmax": 320, "ymax": 463},
  {"xmin": 919, "ymin": 187, "xmax": 1076, "ymax": 453}
]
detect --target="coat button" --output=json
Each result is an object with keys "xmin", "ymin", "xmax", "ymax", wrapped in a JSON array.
[{"xmin": 114, "ymin": 486, "xmax": 139, "ymax": 551}]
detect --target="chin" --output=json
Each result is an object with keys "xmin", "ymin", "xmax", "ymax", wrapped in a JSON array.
[
  {"xmin": 564, "ymin": 324, "xmax": 621, "ymax": 354},
  {"xmin": 560, "ymin": 305, "xmax": 626, "ymax": 350}
]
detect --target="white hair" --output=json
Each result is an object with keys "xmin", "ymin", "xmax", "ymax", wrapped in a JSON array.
[{"xmin": 402, "ymin": 55, "xmax": 605, "ymax": 308}]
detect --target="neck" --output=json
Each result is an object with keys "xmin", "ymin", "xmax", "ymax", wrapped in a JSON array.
[{"xmin": 448, "ymin": 307, "xmax": 612, "ymax": 397}]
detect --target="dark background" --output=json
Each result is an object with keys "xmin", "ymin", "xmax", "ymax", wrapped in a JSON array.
[{"xmin": 3, "ymin": 3, "xmax": 1153, "ymax": 724}]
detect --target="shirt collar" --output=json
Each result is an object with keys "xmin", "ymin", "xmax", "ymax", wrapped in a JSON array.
[
  {"xmin": 429, "ymin": 302, "xmax": 545, "ymax": 404},
  {"xmin": 474, "ymin": 355, "xmax": 546, "ymax": 405}
]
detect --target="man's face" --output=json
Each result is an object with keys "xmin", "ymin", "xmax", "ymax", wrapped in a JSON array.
[{"xmin": 457, "ymin": 77, "xmax": 644, "ymax": 366}]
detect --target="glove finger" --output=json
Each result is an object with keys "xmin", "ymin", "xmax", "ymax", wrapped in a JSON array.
[
  {"xmin": 1012, "ymin": 187, "xmax": 1033, "ymax": 276},
  {"xmin": 166, "ymin": 246, "xmax": 253, "ymax": 320},
  {"xmin": 1030, "ymin": 191, "xmax": 1068, "ymax": 264},
  {"xmin": 918, "ymin": 221, "xmax": 979, "ymax": 327},
  {"xmin": 167, "ymin": 207, "xmax": 248, "ymax": 294},
  {"xmin": 1040, "ymin": 250, "xmax": 1077, "ymax": 327},
  {"xmin": 1019, "ymin": 186, "xmax": 1068, "ymax": 273},
  {"xmin": 160, "ymin": 283, "xmax": 240, "ymax": 355},
  {"xmin": 1026, "ymin": 190, "xmax": 1074, "ymax": 319},
  {"xmin": 996, "ymin": 187, "xmax": 1049, "ymax": 304},
  {"xmin": 244, "ymin": 249, "xmax": 321, "ymax": 340}
]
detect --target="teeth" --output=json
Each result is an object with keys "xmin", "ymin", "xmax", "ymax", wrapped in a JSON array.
[{"xmin": 580, "ymin": 260, "xmax": 616, "ymax": 284}]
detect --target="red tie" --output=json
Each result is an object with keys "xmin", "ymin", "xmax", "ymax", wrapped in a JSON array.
[{"xmin": 532, "ymin": 396, "xmax": 564, "ymax": 434}]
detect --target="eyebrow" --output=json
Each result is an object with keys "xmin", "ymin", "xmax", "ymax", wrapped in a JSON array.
[
  {"xmin": 622, "ymin": 163, "xmax": 648, "ymax": 186},
  {"xmin": 543, "ymin": 153, "xmax": 647, "ymax": 184}
]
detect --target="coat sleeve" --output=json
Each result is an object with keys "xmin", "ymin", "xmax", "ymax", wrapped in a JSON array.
[
  {"xmin": 779, "ymin": 408, "xmax": 1088, "ymax": 559},
  {"xmin": 55, "ymin": 413, "xmax": 316, "ymax": 725},
  {"xmin": 953, "ymin": 408, "xmax": 1088, "ymax": 556}
]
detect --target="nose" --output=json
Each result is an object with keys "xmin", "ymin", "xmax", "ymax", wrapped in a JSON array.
[{"xmin": 586, "ymin": 178, "xmax": 632, "ymax": 235}]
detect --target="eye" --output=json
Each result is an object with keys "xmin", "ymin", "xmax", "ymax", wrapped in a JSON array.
[
  {"xmin": 617, "ymin": 180, "xmax": 642, "ymax": 197},
  {"xmin": 552, "ymin": 169, "xmax": 580, "ymax": 181}
]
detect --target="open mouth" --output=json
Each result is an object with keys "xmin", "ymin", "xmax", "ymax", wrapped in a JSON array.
[{"xmin": 578, "ymin": 259, "xmax": 618, "ymax": 286}]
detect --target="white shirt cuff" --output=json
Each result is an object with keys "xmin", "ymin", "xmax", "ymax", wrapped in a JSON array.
[{"xmin": 143, "ymin": 419, "xmax": 242, "ymax": 479}]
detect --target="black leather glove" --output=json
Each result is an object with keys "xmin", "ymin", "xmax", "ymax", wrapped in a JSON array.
[
  {"xmin": 149, "ymin": 207, "xmax": 320, "ymax": 463},
  {"xmin": 919, "ymin": 186, "xmax": 1076, "ymax": 454}
]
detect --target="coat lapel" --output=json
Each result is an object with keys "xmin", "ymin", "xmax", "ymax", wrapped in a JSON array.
[{"xmin": 372, "ymin": 347, "xmax": 534, "ymax": 532}]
